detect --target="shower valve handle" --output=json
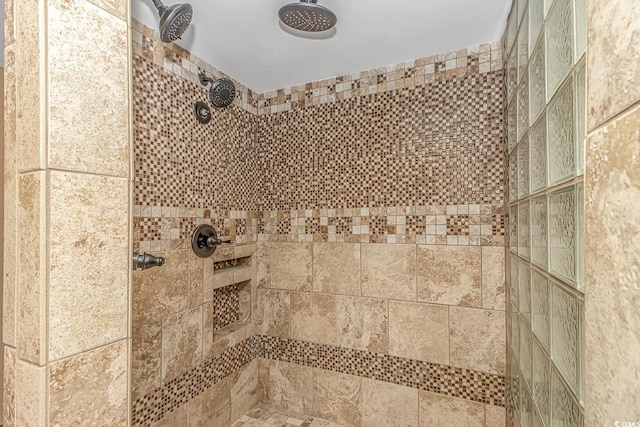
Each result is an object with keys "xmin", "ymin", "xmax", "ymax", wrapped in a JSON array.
[
  {"xmin": 191, "ymin": 224, "xmax": 230, "ymax": 258},
  {"xmin": 203, "ymin": 235, "xmax": 230, "ymax": 248}
]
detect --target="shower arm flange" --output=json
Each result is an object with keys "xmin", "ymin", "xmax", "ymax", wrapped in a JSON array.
[{"xmin": 199, "ymin": 73, "xmax": 215, "ymax": 87}]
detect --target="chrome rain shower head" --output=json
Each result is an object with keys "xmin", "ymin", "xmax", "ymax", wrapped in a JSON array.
[
  {"xmin": 278, "ymin": 0, "xmax": 337, "ymax": 33},
  {"xmin": 151, "ymin": 0, "xmax": 193, "ymax": 43}
]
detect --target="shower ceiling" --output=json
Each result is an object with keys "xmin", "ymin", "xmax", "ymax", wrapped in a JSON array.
[{"xmin": 132, "ymin": 0, "xmax": 511, "ymax": 93}]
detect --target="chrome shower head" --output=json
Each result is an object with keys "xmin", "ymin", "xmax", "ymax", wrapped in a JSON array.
[
  {"xmin": 152, "ymin": 0, "xmax": 193, "ymax": 43},
  {"xmin": 278, "ymin": 0, "xmax": 337, "ymax": 32}
]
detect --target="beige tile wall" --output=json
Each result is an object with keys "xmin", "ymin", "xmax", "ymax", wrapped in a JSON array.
[
  {"xmin": 4, "ymin": 0, "xmax": 131, "ymax": 424},
  {"xmin": 585, "ymin": 0, "xmax": 640, "ymax": 422}
]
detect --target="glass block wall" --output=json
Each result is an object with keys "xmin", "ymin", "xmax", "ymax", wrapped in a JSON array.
[{"xmin": 504, "ymin": 0, "xmax": 586, "ymax": 424}]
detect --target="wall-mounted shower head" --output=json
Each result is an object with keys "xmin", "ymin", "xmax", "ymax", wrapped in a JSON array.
[
  {"xmin": 278, "ymin": 0, "xmax": 337, "ymax": 32},
  {"xmin": 151, "ymin": 0, "xmax": 193, "ymax": 43},
  {"xmin": 199, "ymin": 74, "xmax": 237, "ymax": 108}
]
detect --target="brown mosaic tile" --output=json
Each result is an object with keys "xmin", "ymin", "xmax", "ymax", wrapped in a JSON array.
[{"xmin": 213, "ymin": 285, "xmax": 240, "ymax": 330}]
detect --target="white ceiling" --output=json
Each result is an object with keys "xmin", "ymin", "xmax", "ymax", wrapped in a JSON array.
[{"xmin": 149, "ymin": 0, "xmax": 508, "ymax": 93}]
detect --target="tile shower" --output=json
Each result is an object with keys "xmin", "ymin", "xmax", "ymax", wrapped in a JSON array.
[
  {"xmin": 131, "ymin": 18, "xmax": 509, "ymax": 426},
  {"xmin": 504, "ymin": 0, "xmax": 586, "ymax": 424}
]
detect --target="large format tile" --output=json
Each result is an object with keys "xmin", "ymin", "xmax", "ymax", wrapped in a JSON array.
[
  {"xmin": 48, "ymin": 340, "xmax": 127, "ymax": 426},
  {"xmin": 48, "ymin": 171, "xmax": 128, "ymax": 360},
  {"xmin": 418, "ymin": 391, "xmax": 484, "ymax": 427},
  {"xmin": 290, "ymin": 292, "xmax": 338, "ymax": 346},
  {"xmin": 256, "ymin": 289, "xmax": 290, "ymax": 338},
  {"xmin": 336, "ymin": 296, "xmax": 388, "ymax": 353},
  {"xmin": 271, "ymin": 243, "xmax": 313, "ymax": 291},
  {"xmin": 230, "ymin": 359, "xmax": 259, "ymax": 423},
  {"xmin": 258, "ymin": 359, "xmax": 314, "ymax": 414},
  {"xmin": 162, "ymin": 307, "xmax": 203, "ymax": 382},
  {"xmin": 313, "ymin": 242, "xmax": 361, "ymax": 295},
  {"xmin": 188, "ymin": 378, "xmax": 231, "ymax": 427},
  {"xmin": 585, "ymin": 106, "xmax": 640, "ymax": 424},
  {"xmin": 389, "ymin": 301, "xmax": 449, "ymax": 365},
  {"xmin": 450, "ymin": 307, "xmax": 506, "ymax": 375},
  {"xmin": 587, "ymin": 0, "xmax": 640, "ymax": 129},
  {"xmin": 482, "ymin": 247, "xmax": 506, "ymax": 310},
  {"xmin": 313, "ymin": 370, "xmax": 362, "ymax": 427},
  {"xmin": 417, "ymin": 246, "xmax": 482, "ymax": 307},
  {"xmin": 362, "ymin": 244, "xmax": 416, "ymax": 300},
  {"xmin": 132, "ymin": 321, "xmax": 161, "ymax": 400},
  {"xmin": 362, "ymin": 378, "xmax": 419, "ymax": 427},
  {"xmin": 47, "ymin": 0, "xmax": 129, "ymax": 176}
]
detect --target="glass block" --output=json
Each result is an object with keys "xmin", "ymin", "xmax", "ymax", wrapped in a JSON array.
[
  {"xmin": 529, "ymin": 38, "xmax": 546, "ymax": 124},
  {"xmin": 510, "ymin": 205, "xmax": 519, "ymax": 254},
  {"xmin": 532, "ymin": 269, "xmax": 550, "ymax": 351},
  {"xmin": 545, "ymin": 0, "xmax": 553, "ymax": 16},
  {"xmin": 512, "ymin": 363, "xmax": 522, "ymax": 418},
  {"xmin": 518, "ymin": 75, "xmax": 530, "ymax": 143},
  {"xmin": 545, "ymin": 0, "xmax": 573, "ymax": 97},
  {"xmin": 529, "ymin": 113, "xmax": 547, "ymax": 193},
  {"xmin": 551, "ymin": 368, "xmax": 581, "ymax": 427},
  {"xmin": 547, "ymin": 78, "xmax": 575, "ymax": 186},
  {"xmin": 511, "ymin": 309, "xmax": 521, "ymax": 356},
  {"xmin": 576, "ymin": 182, "xmax": 584, "ymax": 292},
  {"xmin": 549, "ymin": 187, "xmax": 576, "ymax": 286},
  {"xmin": 519, "ymin": 201, "xmax": 531, "ymax": 260},
  {"xmin": 508, "ymin": 97, "xmax": 518, "ymax": 152},
  {"xmin": 551, "ymin": 282, "xmax": 583, "ymax": 397},
  {"xmin": 574, "ymin": 0, "xmax": 586, "ymax": 58},
  {"xmin": 531, "ymin": 195, "xmax": 548, "ymax": 269},
  {"xmin": 520, "ymin": 319, "xmax": 533, "ymax": 390},
  {"xmin": 519, "ymin": 260, "xmax": 531, "ymax": 325},
  {"xmin": 520, "ymin": 374, "xmax": 534, "ymax": 427},
  {"xmin": 533, "ymin": 410, "xmax": 545, "ymax": 427},
  {"xmin": 511, "ymin": 255, "xmax": 519, "ymax": 309},
  {"xmin": 575, "ymin": 61, "xmax": 586, "ymax": 176},
  {"xmin": 518, "ymin": 137, "xmax": 530, "ymax": 199},
  {"xmin": 510, "ymin": 151, "xmax": 519, "ymax": 202},
  {"xmin": 507, "ymin": 6, "xmax": 519, "ymax": 53},
  {"xmin": 518, "ymin": 9, "xmax": 529, "ymax": 83},
  {"xmin": 508, "ymin": 45, "xmax": 519, "ymax": 103},
  {"xmin": 533, "ymin": 338, "xmax": 551, "ymax": 426},
  {"xmin": 518, "ymin": 0, "xmax": 527, "ymax": 26},
  {"xmin": 529, "ymin": 0, "xmax": 545, "ymax": 54}
]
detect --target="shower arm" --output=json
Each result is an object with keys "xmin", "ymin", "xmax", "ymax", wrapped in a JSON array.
[{"xmin": 151, "ymin": 0, "xmax": 167, "ymax": 13}]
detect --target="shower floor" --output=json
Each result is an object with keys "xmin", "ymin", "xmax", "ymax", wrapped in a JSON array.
[{"xmin": 233, "ymin": 403, "xmax": 344, "ymax": 427}]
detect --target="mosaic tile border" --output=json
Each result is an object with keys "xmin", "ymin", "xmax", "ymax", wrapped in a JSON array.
[
  {"xmin": 259, "ymin": 44, "xmax": 504, "ymax": 114},
  {"xmin": 132, "ymin": 19, "xmax": 259, "ymax": 114},
  {"xmin": 131, "ymin": 335, "xmax": 261, "ymax": 427},
  {"xmin": 260, "ymin": 335, "xmax": 506, "ymax": 407},
  {"xmin": 132, "ymin": 334, "xmax": 505, "ymax": 426}
]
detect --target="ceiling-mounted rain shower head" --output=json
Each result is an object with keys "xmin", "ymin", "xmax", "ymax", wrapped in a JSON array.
[
  {"xmin": 278, "ymin": 0, "xmax": 337, "ymax": 33},
  {"xmin": 151, "ymin": 0, "xmax": 193, "ymax": 43},
  {"xmin": 199, "ymin": 74, "xmax": 237, "ymax": 108}
]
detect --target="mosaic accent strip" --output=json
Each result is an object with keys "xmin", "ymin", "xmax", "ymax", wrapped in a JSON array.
[
  {"xmin": 257, "ymin": 205, "xmax": 506, "ymax": 246},
  {"xmin": 260, "ymin": 335, "xmax": 506, "ymax": 407},
  {"xmin": 259, "ymin": 43, "xmax": 503, "ymax": 114},
  {"xmin": 131, "ymin": 336, "xmax": 261, "ymax": 427},
  {"xmin": 213, "ymin": 285, "xmax": 240, "ymax": 330}
]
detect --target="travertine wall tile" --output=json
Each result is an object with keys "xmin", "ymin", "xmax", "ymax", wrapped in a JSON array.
[
  {"xmin": 49, "ymin": 340, "xmax": 128, "ymax": 426},
  {"xmin": 389, "ymin": 301, "xmax": 449, "ymax": 365},
  {"xmin": 4, "ymin": 43, "xmax": 17, "ymax": 348},
  {"xmin": 15, "ymin": 360, "xmax": 46, "ymax": 427},
  {"xmin": 188, "ymin": 377, "xmax": 231, "ymax": 426},
  {"xmin": 5, "ymin": 0, "xmax": 15, "ymax": 45},
  {"xmin": 256, "ymin": 289, "xmax": 290, "ymax": 338},
  {"xmin": 482, "ymin": 247, "xmax": 506, "ymax": 310},
  {"xmin": 133, "ymin": 249, "xmax": 189, "ymax": 325},
  {"xmin": 16, "ymin": 172, "xmax": 46, "ymax": 365},
  {"xmin": 48, "ymin": 172, "xmax": 128, "ymax": 360},
  {"xmin": 336, "ymin": 296, "xmax": 388, "ymax": 354},
  {"xmin": 271, "ymin": 243, "xmax": 313, "ymax": 291},
  {"xmin": 362, "ymin": 378, "xmax": 419, "ymax": 427},
  {"xmin": 47, "ymin": 0, "xmax": 129, "ymax": 176},
  {"xmin": 313, "ymin": 369, "xmax": 362, "ymax": 426},
  {"xmin": 418, "ymin": 391, "xmax": 484, "ymax": 426},
  {"xmin": 587, "ymin": 0, "xmax": 640, "ymax": 129},
  {"xmin": 202, "ymin": 301, "xmax": 215, "ymax": 359},
  {"xmin": 485, "ymin": 404, "xmax": 506, "ymax": 426},
  {"xmin": 290, "ymin": 292, "xmax": 338, "ymax": 346},
  {"xmin": 3, "ymin": 347, "xmax": 16, "ymax": 427},
  {"xmin": 87, "ymin": 0, "xmax": 127, "ymax": 20},
  {"xmin": 152, "ymin": 404, "xmax": 188, "ymax": 427},
  {"xmin": 132, "ymin": 321, "xmax": 162, "ymax": 400},
  {"xmin": 362, "ymin": 244, "xmax": 416, "ymax": 300},
  {"xmin": 230, "ymin": 359, "xmax": 259, "ymax": 423},
  {"xmin": 188, "ymin": 253, "xmax": 204, "ymax": 308},
  {"xmin": 585, "ymin": 106, "xmax": 640, "ymax": 425},
  {"xmin": 313, "ymin": 242, "xmax": 361, "ymax": 295},
  {"xmin": 417, "ymin": 246, "xmax": 481, "ymax": 307},
  {"xmin": 162, "ymin": 307, "xmax": 203, "ymax": 381},
  {"xmin": 258, "ymin": 358, "xmax": 314, "ymax": 414},
  {"xmin": 450, "ymin": 307, "xmax": 506, "ymax": 375}
]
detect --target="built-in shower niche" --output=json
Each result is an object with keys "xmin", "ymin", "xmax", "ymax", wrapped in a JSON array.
[{"xmin": 210, "ymin": 244, "xmax": 256, "ymax": 344}]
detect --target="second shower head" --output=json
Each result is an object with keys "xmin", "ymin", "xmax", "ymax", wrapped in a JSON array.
[{"xmin": 151, "ymin": 0, "xmax": 193, "ymax": 43}]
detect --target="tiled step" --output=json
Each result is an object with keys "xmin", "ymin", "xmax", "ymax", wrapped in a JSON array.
[{"xmin": 233, "ymin": 403, "xmax": 345, "ymax": 427}]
